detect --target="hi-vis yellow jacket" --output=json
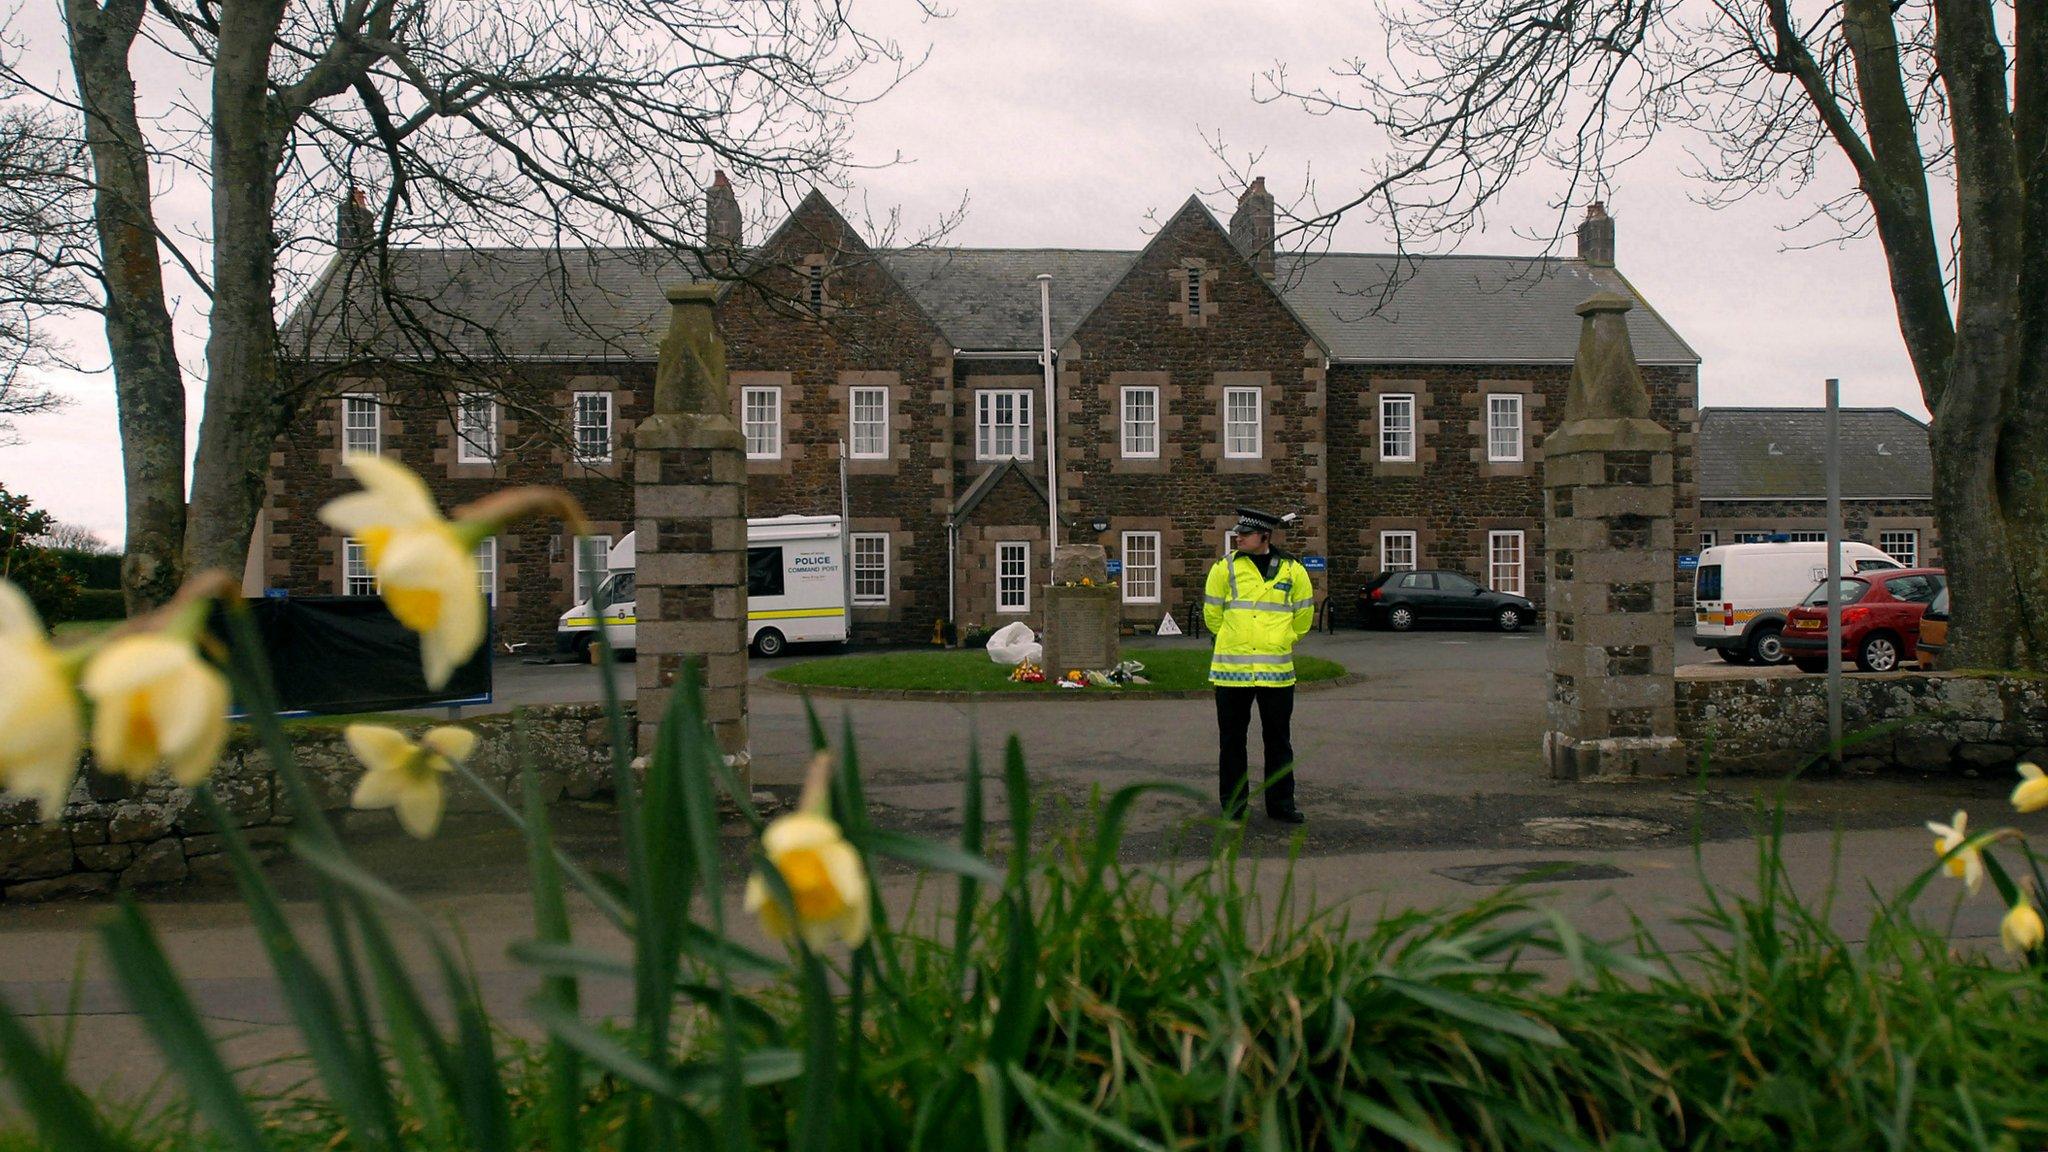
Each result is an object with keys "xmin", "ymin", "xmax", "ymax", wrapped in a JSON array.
[{"xmin": 1203, "ymin": 550, "xmax": 1315, "ymax": 687}]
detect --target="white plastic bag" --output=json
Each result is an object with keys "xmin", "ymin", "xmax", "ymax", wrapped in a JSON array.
[{"xmin": 985, "ymin": 621, "xmax": 1042, "ymax": 666}]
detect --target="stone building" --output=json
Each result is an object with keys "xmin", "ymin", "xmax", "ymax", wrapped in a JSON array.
[
  {"xmin": 1695, "ymin": 407, "xmax": 1938, "ymax": 567},
  {"xmin": 266, "ymin": 181, "xmax": 1699, "ymax": 647}
]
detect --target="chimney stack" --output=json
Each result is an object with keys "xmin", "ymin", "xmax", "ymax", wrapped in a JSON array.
[
  {"xmin": 1229, "ymin": 176, "xmax": 1276, "ymax": 279},
  {"xmin": 337, "ymin": 185, "xmax": 375, "ymax": 251},
  {"xmin": 706, "ymin": 171, "xmax": 743, "ymax": 255},
  {"xmin": 1576, "ymin": 201, "xmax": 1615, "ymax": 267}
]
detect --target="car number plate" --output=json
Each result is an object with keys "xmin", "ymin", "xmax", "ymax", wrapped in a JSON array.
[{"xmin": 1793, "ymin": 619, "xmax": 1822, "ymax": 629}]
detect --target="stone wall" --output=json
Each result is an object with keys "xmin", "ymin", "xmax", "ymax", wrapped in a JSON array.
[
  {"xmin": 0, "ymin": 705, "xmax": 621, "ymax": 904},
  {"xmin": 1326, "ymin": 361, "xmax": 1699, "ymax": 625},
  {"xmin": 1698, "ymin": 497, "xmax": 1941, "ymax": 566},
  {"xmin": 1675, "ymin": 669, "xmax": 2044, "ymax": 775}
]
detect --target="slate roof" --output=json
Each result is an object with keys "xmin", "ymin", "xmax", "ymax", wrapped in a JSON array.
[
  {"xmin": 1274, "ymin": 253, "xmax": 1698, "ymax": 365},
  {"xmin": 283, "ymin": 241, "xmax": 1698, "ymax": 366},
  {"xmin": 1697, "ymin": 408, "xmax": 1933, "ymax": 501}
]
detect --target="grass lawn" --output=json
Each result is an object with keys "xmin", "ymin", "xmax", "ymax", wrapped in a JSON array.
[
  {"xmin": 50, "ymin": 618, "xmax": 121, "ymax": 644},
  {"xmin": 768, "ymin": 645, "xmax": 1346, "ymax": 693}
]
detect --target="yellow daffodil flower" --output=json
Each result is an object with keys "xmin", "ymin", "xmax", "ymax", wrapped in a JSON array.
[
  {"xmin": 80, "ymin": 633, "xmax": 229, "ymax": 787},
  {"xmin": 2001, "ymin": 897, "xmax": 2045, "ymax": 956},
  {"xmin": 319, "ymin": 454, "xmax": 444, "ymax": 570},
  {"xmin": 376, "ymin": 528, "xmax": 486, "ymax": 690},
  {"xmin": 2013, "ymin": 763, "xmax": 2048, "ymax": 814},
  {"xmin": 1926, "ymin": 810, "xmax": 1984, "ymax": 896},
  {"xmin": 744, "ymin": 757, "xmax": 870, "ymax": 951},
  {"xmin": 0, "ymin": 582, "xmax": 85, "ymax": 820},
  {"xmin": 345, "ymin": 723, "xmax": 477, "ymax": 839}
]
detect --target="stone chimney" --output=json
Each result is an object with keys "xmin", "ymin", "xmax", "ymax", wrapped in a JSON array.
[
  {"xmin": 1229, "ymin": 176, "xmax": 1276, "ymax": 279},
  {"xmin": 706, "ymin": 170, "xmax": 743, "ymax": 253},
  {"xmin": 336, "ymin": 186, "xmax": 375, "ymax": 251},
  {"xmin": 1576, "ymin": 201, "xmax": 1615, "ymax": 267}
]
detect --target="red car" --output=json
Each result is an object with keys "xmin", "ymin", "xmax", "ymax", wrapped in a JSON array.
[{"xmin": 1781, "ymin": 568, "xmax": 1946, "ymax": 673}]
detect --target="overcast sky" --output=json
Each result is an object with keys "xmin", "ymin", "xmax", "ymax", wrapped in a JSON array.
[{"xmin": 0, "ymin": 0, "xmax": 1928, "ymax": 542}]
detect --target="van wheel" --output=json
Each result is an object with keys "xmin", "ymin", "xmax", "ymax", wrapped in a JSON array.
[
  {"xmin": 753, "ymin": 628, "xmax": 787, "ymax": 658},
  {"xmin": 1857, "ymin": 633, "xmax": 1901, "ymax": 673},
  {"xmin": 1748, "ymin": 625, "xmax": 1786, "ymax": 665},
  {"xmin": 571, "ymin": 634, "xmax": 593, "ymax": 664}
]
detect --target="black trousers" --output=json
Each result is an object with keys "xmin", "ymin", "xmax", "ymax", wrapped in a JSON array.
[{"xmin": 1215, "ymin": 685, "xmax": 1296, "ymax": 816}]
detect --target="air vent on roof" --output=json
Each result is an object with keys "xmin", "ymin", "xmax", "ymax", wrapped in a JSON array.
[
  {"xmin": 1876, "ymin": 442, "xmax": 1891, "ymax": 455},
  {"xmin": 1767, "ymin": 442, "xmax": 1783, "ymax": 456}
]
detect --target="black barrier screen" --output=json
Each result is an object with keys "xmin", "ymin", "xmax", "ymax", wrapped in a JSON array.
[{"xmin": 209, "ymin": 597, "xmax": 492, "ymax": 715}]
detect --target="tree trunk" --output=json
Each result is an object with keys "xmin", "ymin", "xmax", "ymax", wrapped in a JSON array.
[
  {"xmin": 64, "ymin": 0, "xmax": 187, "ymax": 613},
  {"xmin": 183, "ymin": 0, "xmax": 292, "ymax": 581}
]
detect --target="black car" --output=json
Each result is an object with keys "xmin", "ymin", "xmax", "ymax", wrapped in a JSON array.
[{"xmin": 1358, "ymin": 569, "xmax": 1536, "ymax": 632}]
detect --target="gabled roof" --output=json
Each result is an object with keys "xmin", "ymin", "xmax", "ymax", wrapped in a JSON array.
[
  {"xmin": 279, "ymin": 197, "xmax": 1700, "ymax": 367},
  {"xmin": 1698, "ymin": 407, "xmax": 1932, "ymax": 501},
  {"xmin": 951, "ymin": 459, "xmax": 1048, "ymax": 522},
  {"xmin": 1274, "ymin": 254, "xmax": 1698, "ymax": 365}
]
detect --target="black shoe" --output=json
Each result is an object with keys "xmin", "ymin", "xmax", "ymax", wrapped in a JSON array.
[
  {"xmin": 1267, "ymin": 808, "xmax": 1306, "ymax": 825},
  {"xmin": 1221, "ymin": 807, "xmax": 1248, "ymax": 824}
]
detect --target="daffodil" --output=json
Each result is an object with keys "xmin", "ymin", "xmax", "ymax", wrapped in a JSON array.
[
  {"xmin": 345, "ymin": 723, "xmax": 477, "ymax": 839},
  {"xmin": 1927, "ymin": 810, "xmax": 1985, "ymax": 896},
  {"xmin": 319, "ymin": 453, "xmax": 444, "ymax": 570},
  {"xmin": 0, "ymin": 582, "xmax": 84, "ymax": 819},
  {"xmin": 744, "ymin": 810, "xmax": 871, "ymax": 950},
  {"xmin": 2013, "ymin": 763, "xmax": 2048, "ymax": 814},
  {"xmin": 376, "ymin": 528, "xmax": 487, "ymax": 690},
  {"xmin": 2002, "ymin": 897, "xmax": 2045, "ymax": 956},
  {"xmin": 80, "ymin": 633, "xmax": 229, "ymax": 787}
]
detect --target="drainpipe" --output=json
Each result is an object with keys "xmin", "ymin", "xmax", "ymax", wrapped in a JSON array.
[
  {"xmin": 947, "ymin": 517, "xmax": 957, "ymax": 629},
  {"xmin": 1037, "ymin": 273, "xmax": 1057, "ymax": 561}
]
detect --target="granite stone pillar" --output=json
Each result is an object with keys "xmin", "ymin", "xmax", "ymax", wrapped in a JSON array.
[
  {"xmin": 634, "ymin": 284, "xmax": 750, "ymax": 785},
  {"xmin": 1542, "ymin": 292, "xmax": 1683, "ymax": 780}
]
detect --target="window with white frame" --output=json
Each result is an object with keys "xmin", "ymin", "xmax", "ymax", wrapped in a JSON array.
[
  {"xmin": 850, "ymin": 386, "xmax": 889, "ymax": 459},
  {"xmin": 1488, "ymin": 530, "xmax": 1526, "ymax": 595},
  {"xmin": 1223, "ymin": 387, "xmax": 1262, "ymax": 458},
  {"xmin": 456, "ymin": 394, "xmax": 497, "ymax": 463},
  {"xmin": 1121, "ymin": 531, "xmax": 1161, "ymax": 603},
  {"xmin": 476, "ymin": 538, "xmax": 498, "ymax": 604},
  {"xmin": 852, "ymin": 533, "xmax": 890, "ymax": 605},
  {"xmin": 1121, "ymin": 386, "xmax": 1159, "ymax": 458},
  {"xmin": 572, "ymin": 391, "xmax": 613, "ymax": 463},
  {"xmin": 1880, "ymin": 529, "xmax": 1919, "ymax": 567},
  {"xmin": 1380, "ymin": 531, "xmax": 1418, "ymax": 572},
  {"xmin": 996, "ymin": 541, "xmax": 1030, "ymax": 613},
  {"xmin": 342, "ymin": 538, "xmax": 377, "ymax": 596},
  {"xmin": 742, "ymin": 387, "xmax": 781, "ymax": 459},
  {"xmin": 1699, "ymin": 530, "xmax": 1718, "ymax": 549},
  {"xmin": 1380, "ymin": 394, "xmax": 1416, "ymax": 462},
  {"xmin": 1486, "ymin": 394, "xmax": 1524, "ymax": 462},
  {"xmin": 976, "ymin": 390, "xmax": 1034, "ymax": 460},
  {"xmin": 1785, "ymin": 531, "xmax": 1827, "ymax": 543},
  {"xmin": 573, "ymin": 534, "xmax": 612, "ymax": 604},
  {"xmin": 342, "ymin": 395, "xmax": 380, "ymax": 458}
]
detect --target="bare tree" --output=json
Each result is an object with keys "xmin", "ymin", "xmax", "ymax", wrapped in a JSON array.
[
  {"xmin": 1259, "ymin": 0, "xmax": 2048, "ymax": 671},
  {"xmin": 35, "ymin": 519, "xmax": 111, "ymax": 552},
  {"xmin": 10, "ymin": 0, "xmax": 936, "ymax": 609},
  {"xmin": 0, "ymin": 68, "xmax": 91, "ymax": 447}
]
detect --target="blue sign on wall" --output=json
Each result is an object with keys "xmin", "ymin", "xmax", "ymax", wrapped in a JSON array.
[
  {"xmin": 264, "ymin": 587, "xmax": 290, "ymax": 599},
  {"xmin": 1678, "ymin": 554, "xmax": 1701, "ymax": 571},
  {"xmin": 1302, "ymin": 555, "xmax": 1328, "ymax": 572},
  {"xmin": 1105, "ymin": 559, "xmax": 1123, "ymax": 576}
]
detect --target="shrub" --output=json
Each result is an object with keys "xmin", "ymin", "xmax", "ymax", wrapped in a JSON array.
[{"xmin": 68, "ymin": 587, "xmax": 125, "ymax": 620}]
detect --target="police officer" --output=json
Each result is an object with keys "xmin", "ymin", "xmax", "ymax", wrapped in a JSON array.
[{"xmin": 1203, "ymin": 507, "xmax": 1313, "ymax": 823}]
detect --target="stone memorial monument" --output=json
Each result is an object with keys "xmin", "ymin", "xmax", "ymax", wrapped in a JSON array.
[
  {"xmin": 1542, "ymin": 292, "xmax": 1683, "ymax": 780},
  {"xmin": 633, "ymin": 284, "xmax": 751, "ymax": 785},
  {"xmin": 1041, "ymin": 544, "xmax": 1121, "ymax": 676}
]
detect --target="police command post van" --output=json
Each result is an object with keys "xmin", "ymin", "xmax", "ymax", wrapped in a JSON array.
[
  {"xmin": 1692, "ymin": 540, "xmax": 1904, "ymax": 665},
  {"xmin": 555, "ymin": 515, "xmax": 850, "ymax": 660}
]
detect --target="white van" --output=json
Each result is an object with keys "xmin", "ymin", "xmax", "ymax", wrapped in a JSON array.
[
  {"xmin": 555, "ymin": 515, "xmax": 850, "ymax": 660},
  {"xmin": 1692, "ymin": 541, "xmax": 1904, "ymax": 664}
]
